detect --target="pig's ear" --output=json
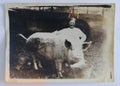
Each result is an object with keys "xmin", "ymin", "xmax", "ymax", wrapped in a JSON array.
[{"xmin": 65, "ymin": 39, "xmax": 72, "ymax": 49}]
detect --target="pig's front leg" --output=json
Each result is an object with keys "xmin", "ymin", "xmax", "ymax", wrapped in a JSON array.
[{"xmin": 55, "ymin": 59, "xmax": 63, "ymax": 78}]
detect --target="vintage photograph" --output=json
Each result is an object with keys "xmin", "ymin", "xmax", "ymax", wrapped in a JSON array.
[{"xmin": 6, "ymin": 3, "xmax": 115, "ymax": 82}]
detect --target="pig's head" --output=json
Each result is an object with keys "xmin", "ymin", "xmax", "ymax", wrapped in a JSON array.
[{"xmin": 60, "ymin": 27, "xmax": 87, "ymax": 67}]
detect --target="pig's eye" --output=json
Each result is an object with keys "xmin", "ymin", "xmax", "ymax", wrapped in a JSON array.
[{"xmin": 79, "ymin": 37, "xmax": 82, "ymax": 39}]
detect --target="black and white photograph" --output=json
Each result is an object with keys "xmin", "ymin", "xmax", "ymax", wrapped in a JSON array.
[{"xmin": 5, "ymin": 3, "xmax": 115, "ymax": 82}]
